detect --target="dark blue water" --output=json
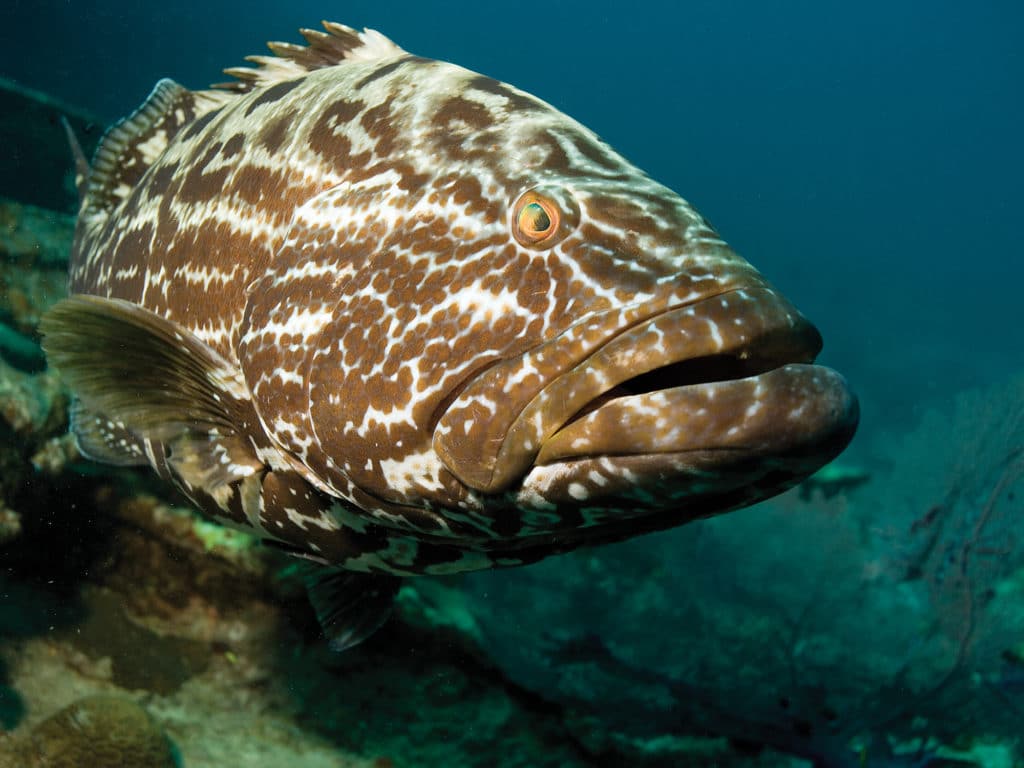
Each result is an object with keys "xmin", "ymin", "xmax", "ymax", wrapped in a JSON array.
[{"xmin": 5, "ymin": 0, "xmax": 1022, "ymax": 443}]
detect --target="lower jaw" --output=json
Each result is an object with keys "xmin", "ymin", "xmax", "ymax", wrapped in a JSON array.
[
  {"xmin": 512, "ymin": 363, "xmax": 857, "ymax": 517},
  {"xmin": 516, "ymin": 445, "xmax": 821, "ymax": 513},
  {"xmin": 486, "ymin": 452, "xmax": 816, "ymax": 560}
]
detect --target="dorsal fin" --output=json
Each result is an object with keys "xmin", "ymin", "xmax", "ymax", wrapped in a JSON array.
[
  {"xmin": 84, "ymin": 79, "xmax": 232, "ymax": 218},
  {"xmin": 214, "ymin": 20, "xmax": 407, "ymax": 93}
]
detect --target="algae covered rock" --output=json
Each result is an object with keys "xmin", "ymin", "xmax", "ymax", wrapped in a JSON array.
[
  {"xmin": 1, "ymin": 696, "xmax": 176, "ymax": 768},
  {"xmin": 0, "ymin": 197, "xmax": 75, "ymax": 367}
]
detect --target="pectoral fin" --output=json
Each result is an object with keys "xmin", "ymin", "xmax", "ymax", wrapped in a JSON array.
[
  {"xmin": 41, "ymin": 295, "xmax": 264, "ymax": 502},
  {"xmin": 69, "ymin": 401, "xmax": 147, "ymax": 466}
]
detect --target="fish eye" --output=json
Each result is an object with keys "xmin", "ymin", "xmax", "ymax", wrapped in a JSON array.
[
  {"xmin": 521, "ymin": 202, "xmax": 552, "ymax": 235},
  {"xmin": 512, "ymin": 191, "xmax": 564, "ymax": 248}
]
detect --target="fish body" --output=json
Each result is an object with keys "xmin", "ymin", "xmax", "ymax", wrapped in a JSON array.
[{"xmin": 43, "ymin": 22, "xmax": 857, "ymax": 646}]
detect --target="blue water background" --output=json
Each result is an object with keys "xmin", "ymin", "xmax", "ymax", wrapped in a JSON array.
[{"xmin": 3, "ymin": 0, "xmax": 1022, "ymax": 446}]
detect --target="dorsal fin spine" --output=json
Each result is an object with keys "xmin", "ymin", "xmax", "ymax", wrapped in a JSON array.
[
  {"xmin": 78, "ymin": 19, "xmax": 406, "ymax": 220},
  {"xmin": 213, "ymin": 21, "xmax": 406, "ymax": 93},
  {"xmin": 60, "ymin": 116, "xmax": 90, "ymax": 201}
]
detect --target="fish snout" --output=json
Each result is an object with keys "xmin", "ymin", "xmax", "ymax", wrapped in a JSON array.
[
  {"xmin": 512, "ymin": 283, "xmax": 858, "ymax": 517},
  {"xmin": 434, "ymin": 281, "xmax": 855, "ymax": 506}
]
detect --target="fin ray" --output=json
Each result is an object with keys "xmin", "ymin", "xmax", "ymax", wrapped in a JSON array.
[
  {"xmin": 214, "ymin": 21, "xmax": 407, "ymax": 93},
  {"xmin": 60, "ymin": 116, "xmax": 90, "ymax": 201},
  {"xmin": 69, "ymin": 402, "xmax": 147, "ymax": 466},
  {"xmin": 306, "ymin": 569, "xmax": 401, "ymax": 651},
  {"xmin": 44, "ymin": 296, "xmax": 268, "ymax": 503},
  {"xmin": 41, "ymin": 295, "xmax": 254, "ymax": 442},
  {"xmin": 84, "ymin": 79, "xmax": 232, "ymax": 219}
]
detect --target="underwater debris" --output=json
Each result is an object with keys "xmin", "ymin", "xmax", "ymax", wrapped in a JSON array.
[
  {"xmin": 0, "ymin": 198, "xmax": 74, "ymax": 271},
  {"xmin": 0, "ymin": 357, "xmax": 68, "ymax": 546},
  {"xmin": 0, "ymin": 325, "xmax": 43, "ymax": 373},
  {"xmin": 0, "ymin": 358, "xmax": 63, "ymax": 435},
  {"xmin": 0, "ymin": 695, "xmax": 176, "ymax": 768},
  {"xmin": 60, "ymin": 586, "xmax": 213, "ymax": 696},
  {"xmin": 0, "ymin": 196, "xmax": 72, "ymax": 530},
  {"xmin": 29, "ymin": 432, "xmax": 78, "ymax": 476},
  {"xmin": 0, "ymin": 198, "xmax": 74, "ymax": 353}
]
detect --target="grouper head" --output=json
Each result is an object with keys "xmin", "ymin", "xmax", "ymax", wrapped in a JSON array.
[{"xmin": 232, "ymin": 25, "xmax": 859, "ymax": 550}]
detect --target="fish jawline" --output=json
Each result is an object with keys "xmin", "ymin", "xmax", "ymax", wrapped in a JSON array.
[
  {"xmin": 535, "ymin": 363, "xmax": 858, "ymax": 469},
  {"xmin": 513, "ymin": 365, "xmax": 857, "ymax": 518}
]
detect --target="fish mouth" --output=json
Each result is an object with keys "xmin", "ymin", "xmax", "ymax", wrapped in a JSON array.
[
  {"xmin": 538, "ymin": 361, "xmax": 854, "ymax": 464},
  {"xmin": 433, "ymin": 285, "xmax": 858, "ymax": 500}
]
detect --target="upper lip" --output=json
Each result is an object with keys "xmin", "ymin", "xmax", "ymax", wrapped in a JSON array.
[
  {"xmin": 434, "ymin": 284, "xmax": 823, "ymax": 492},
  {"xmin": 545, "ymin": 286, "xmax": 823, "ymax": 433}
]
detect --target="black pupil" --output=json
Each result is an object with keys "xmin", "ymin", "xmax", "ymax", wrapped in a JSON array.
[{"xmin": 525, "ymin": 203, "xmax": 551, "ymax": 233}]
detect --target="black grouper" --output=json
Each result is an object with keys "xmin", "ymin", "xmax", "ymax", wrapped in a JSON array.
[{"xmin": 42, "ymin": 21, "xmax": 858, "ymax": 648}]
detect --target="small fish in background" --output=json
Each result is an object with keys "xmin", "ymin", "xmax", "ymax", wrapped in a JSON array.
[{"xmin": 42, "ymin": 21, "xmax": 858, "ymax": 649}]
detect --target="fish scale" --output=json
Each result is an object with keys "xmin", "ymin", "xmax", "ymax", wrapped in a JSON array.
[{"xmin": 41, "ymin": 21, "xmax": 858, "ymax": 649}]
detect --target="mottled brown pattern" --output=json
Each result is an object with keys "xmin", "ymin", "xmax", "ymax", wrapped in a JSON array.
[
  {"xmin": 221, "ymin": 133, "xmax": 245, "ymax": 158},
  {"xmin": 175, "ymin": 142, "xmax": 229, "ymax": 204},
  {"xmin": 359, "ymin": 100, "xmax": 400, "ymax": 156},
  {"xmin": 244, "ymin": 78, "xmax": 303, "ymax": 115},
  {"xmin": 148, "ymin": 160, "xmax": 180, "ymax": 193},
  {"xmin": 466, "ymin": 75, "xmax": 546, "ymax": 114},
  {"xmin": 308, "ymin": 98, "xmax": 372, "ymax": 173},
  {"xmin": 569, "ymin": 133, "xmax": 633, "ymax": 175},
  {"xmin": 257, "ymin": 112, "xmax": 293, "ymax": 153},
  {"xmin": 354, "ymin": 56, "xmax": 415, "ymax": 90},
  {"xmin": 435, "ymin": 96, "xmax": 496, "ymax": 132},
  {"xmin": 227, "ymin": 164, "xmax": 297, "ymax": 210},
  {"xmin": 49, "ymin": 20, "xmax": 856, "ymax": 581},
  {"xmin": 180, "ymin": 106, "xmax": 222, "ymax": 141}
]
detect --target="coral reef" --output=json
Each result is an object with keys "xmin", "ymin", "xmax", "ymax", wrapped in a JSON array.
[
  {"xmin": 0, "ymin": 198, "xmax": 76, "ymax": 343},
  {"xmin": 0, "ymin": 487, "xmax": 599, "ymax": 768},
  {"xmin": 0, "ymin": 696, "xmax": 176, "ymax": 768},
  {"xmin": 0, "ymin": 506, "xmax": 19, "ymax": 546},
  {"xmin": 0, "ymin": 196, "xmax": 75, "ymax": 553}
]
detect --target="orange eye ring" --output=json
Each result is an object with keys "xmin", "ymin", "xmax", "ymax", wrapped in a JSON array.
[{"xmin": 512, "ymin": 191, "xmax": 562, "ymax": 248}]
